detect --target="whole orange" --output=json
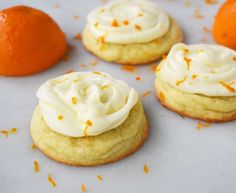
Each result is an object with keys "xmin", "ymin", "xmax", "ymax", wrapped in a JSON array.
[
  {"xmin": 0, "ymin": 5, "xmax": 67, "ymax": 76},
  {"xmin": 212, "ymin": 0, "xmax": 236, "ymax": 50}
]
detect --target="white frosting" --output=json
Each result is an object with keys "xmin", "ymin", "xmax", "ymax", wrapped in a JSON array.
[
  {"xmin": 159, "ymin": 43, "xmax": 236, "ymax": 96},
  {"xmin": 37, "ymin": 72, "xmax": 138, "ymax": 137},
  {"xmin": 87, "ymin": 0, "xmax": 170, "ymax": 44}
]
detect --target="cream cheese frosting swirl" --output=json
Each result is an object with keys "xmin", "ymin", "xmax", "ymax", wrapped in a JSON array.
[
  {"xmin": 87, "ymin": 0, "xmax": 170, "ymax": 44},
  {"xmin": 37, "ymin": 72, "xmax": 138, "ymax": 137},
  {"xmin": 159, "ymin": 43, "xmax": 236, "ymax": 96}
]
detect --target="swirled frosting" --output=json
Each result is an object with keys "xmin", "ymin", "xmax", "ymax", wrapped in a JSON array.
[
  {"xmin": 159, "ymin": 43, "xmax": 236, "ymax": 96},
  {"xmin": 37, "ymin": 72, "xmax": 138, "ymax": 137},
  {"xmin": 87, "ymin": 0, "xmax": 170, "ymax": 44}
]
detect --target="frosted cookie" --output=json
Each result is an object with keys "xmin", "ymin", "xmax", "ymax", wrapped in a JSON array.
[
  {"xmin": 155, "ymin": 43, "xmax": 236, "ymax": 122},
  {"xmin": 82, "ymin": 0, "xmax": 183, "ymax": 65},
  {"xmin": 30, "ymin": 72, "xmax": 148, "ymax": 166}
]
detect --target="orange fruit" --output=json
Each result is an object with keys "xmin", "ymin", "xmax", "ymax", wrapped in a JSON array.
[
  {"xmin": 212, "ymin": 0, "xmax": 236, "ymax": 50},
  {"xmin": 0, "ymin": 5, "xmax": 67, "ymax": 76}
]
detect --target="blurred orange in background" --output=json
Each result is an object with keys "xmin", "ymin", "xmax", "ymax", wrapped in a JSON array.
[
  {"xmin": 213, "ymin": 0, "xmax": 236, "ymax": 50},
  {"xmin": 0, "ymin": 5, "xmax": 67, "ymax": 76}
]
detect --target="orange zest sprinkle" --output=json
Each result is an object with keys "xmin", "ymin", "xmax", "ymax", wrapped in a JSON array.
[
  {"xmin": 111, "ymin": 19, "xmax": 119, "ymax": 27},
  {"xmin": 143, "ymin": 164, "xmax": 149, "ymax": 173},
  {"xmin": 72, "ymin": 97, "xmax": 77, "ymax": 104},
  {"xmin": 97, "ymin": 175, "xmax": 103, "ymax": 181},
  {"xmin": 150, "ymin": 63, "xmax": 157, "ymax": 72},
  {"xmin": 58, "ymin": 115, "xmax": 63, "ymax": 120},
  {"xmin": 142, "ymin": 91, "xmax": 151, "ymax": 97},
  {"xmin": 192, "ymin": 74, "xmax": 198, "ymax": 79},
  {"xmin": 9, "ymin": 127, "xmax": 17, "ymax": 134},
  {"xmin": 123, "ymin": 20, "xmax": 129, "ymax": 25},
  {"xmin": 183, "ymin": 57, "xmax": 192, "ymax": 70},
  {"xmin": 134, "ymin": 24, "xmax": 142, "ymax": 31},
  {"xmin": 97, "ymin": 36, "xmax": 105, "ymax": 44},
  {"xmin": 219, "ymin": 81, "xmax": 235, "ymax": 93},
  {"xmin": 203, "ymin": 26, "xmax": 211, "ymax": 33},
  {"xmin": 65, "ymin": 70, "xmax": 74, "ymax": 74},
  {"xmin": 81, "ymin": 183, "xmax": 86, "ymax": 192},
  {"xmin": 86, "ymin": 120, "xmax": 93, "ymax": 126},
  {"xmin": 197, "ymin": 122, "xmax": 211, "ymax": 130},
  {"xmin": 205, "ymin": 0, "xmax": 218, "ymax": 5},
  {"xmin": 31, "ymin": 143, "xmax": 37, "ymax": 150},
  {"xmin": 0, "ymin": 130, "xmax": 8, "ymax": 138},
  {"xmin": 74, "ymin": 33, "xmax": 81, "ymax": 40},
  {"xmin": 159, "ymin": 91, "xmax": 165, "ymax": 102},
  {"xmin": 121, "ymin": 65, "xmax": 136, "ymax": 73},
  {"xmin": 48, "ymin": 174, "xmax": 57, "ymax": 188},
  {"xmin": 73, "ymin": 15, "xmax": 80, "ymax": 20},
  {"xmin": 34, "ymin": 160, "xmax": 39, "ymax": 172},
  {"xmin": 135, "ymin": 76, "xmax": 141, "ymax": 81},
  {"xmin": 183, "ymin": 48, "xmax": 189, "ymax": 54},
  {"xmin": 176, "ymin": 76, "xmax": 187, "ymax": 86}
]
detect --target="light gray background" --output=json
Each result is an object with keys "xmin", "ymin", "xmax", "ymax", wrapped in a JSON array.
[{"xmin": 1, "ymin": 0, "xmax": 235, "ymax": 193}]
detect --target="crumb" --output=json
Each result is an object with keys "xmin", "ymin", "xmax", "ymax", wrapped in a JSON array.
[
  {"xmin": 48, "ymin": 174, "xmax": 57, "ymax": 187},
  {"xmin": 53, "ymin": 4, "xmax": 60, "ymax": 8},
  {"xmin": 184, "ymin": 0, "xmax": 192, "ymax": 7},
  {"xmin": 193, "ymin": 8, "xmax": 204, "ymax": 19},
  {"xmin": 135, "ymin": 76, "xmax": 141, "ymax": 81},
  {"xmin": 9, "ymin": 128, "xmax": 17, "ymax": 134},
  {"xmin": 201, "ymin": 38, "xmax": 208, "ymax": 42},
  {"xmin": 143, "ymin": 164, "xmax": 149, "ymax": 173},
  {"xmin": 80, "ymin": 64, "xmax": 87, "ymax": 68},
  {"xmin": 91, "ymin": 59, "xmax": 98, "ymax": 66}
]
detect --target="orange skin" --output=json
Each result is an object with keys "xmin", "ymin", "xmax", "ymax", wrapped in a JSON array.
[
  {"xmin": 213, "ymin": 0, "xmax": 236, "ymax": 50},
  {"xmin": 0, "ymin": 5, "xmax": 67, "ymax": 76}
]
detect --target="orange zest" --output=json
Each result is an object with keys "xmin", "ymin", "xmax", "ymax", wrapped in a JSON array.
[
  {"xmin": 0, "ymin": 130, "xmax": 8, "ymax": 138},
  {"xmin": 74, "ymin": 33, "xmax": 81, "ymax": 40},
  {"xmin": 123, "ymin": 20, "xmax": 129, "ymax": 25},
  {"xmin": 143, "ymin": 164, "xmax": 149, "ymax": 173},
  {"xmin": 134, "ymin": 24, "xmax": 142, "ymax": 31},
  {"xmin": 34, "ymin": 160, "xmax": 39, "ymax": 172},
  {"xmin": 97, "ymin": 36, "xmax": 105, "ymax": 44},
  {"xmin": 81, "ymin": 183, "xmax": 86, "ymax": 192},
  {"xmin": 197, "ymin": 122, "xmax": 211, "ymax": 130},
  {"xmin": 9, "ymin": 127, "xmax": 17, "ymax": 134},
  {"xmin": 121, "ymin": 65, "xmax": 136, "ymax": 73},
  {"xmin": 219, "ymin": 81, "xmax": 235, "ymax": 93},
  {"xmin": 183, "ymin": 57, "xmax": 192, "ymax": 70},
  {"xmin": 97, "ymin": 175, "xmax": 103, "ymax": 181},
  {"xmin": 142, "ymin": 91, "xmax": 151, "ymax": 97},
  {"xmin": 159, "ymin": 91, "xmax": 165, "ymax": 102},
  {"xmin": 135, "ymin": 76, "xmax": 141, "ymax": 81},
  {"xmin": 176, "ymin": 76, "xmax": 187, "ymax": 86},
  {"xmin": 31, "ymin": 143, "xmax": 37, "ymax": 150},
  {"xmin": 205, "ymin": 0, "xmax": 218, "ymax": 5},
  {"xmin": 111, "ymin": 19, "xmax": 119, "ymax": 27},
  {"xmin": 48, "ymin": 174, "xmax": 57, "ymax": 187}
]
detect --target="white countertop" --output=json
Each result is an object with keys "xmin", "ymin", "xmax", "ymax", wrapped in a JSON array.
[{"xmin": 1, "ymin": 0, "xmax": 236, "ymax": 193}]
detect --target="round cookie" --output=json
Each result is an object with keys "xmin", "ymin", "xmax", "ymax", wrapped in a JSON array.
[
  {"xmin": 82, "ymin": 0, "xmax": 183, "ymax": 65},
  {"xmin": 30, "ymin": 99, "xmax": 148, "ymax": 166},
  {"xmin": 155, "ymin": 66, "xmax": 236, "ymax": 122},
  {"xmin": 155, "ymin": 43, "xmax": 236, "ymax": 122},
  {"xmin": 83, "ymin": 17, "xmax": 183, "ymax": 65}
]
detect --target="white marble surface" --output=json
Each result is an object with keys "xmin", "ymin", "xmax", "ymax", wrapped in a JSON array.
[{"xmin": 1, "ymin": 0, "xmax": 236, "ymax": 193}]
